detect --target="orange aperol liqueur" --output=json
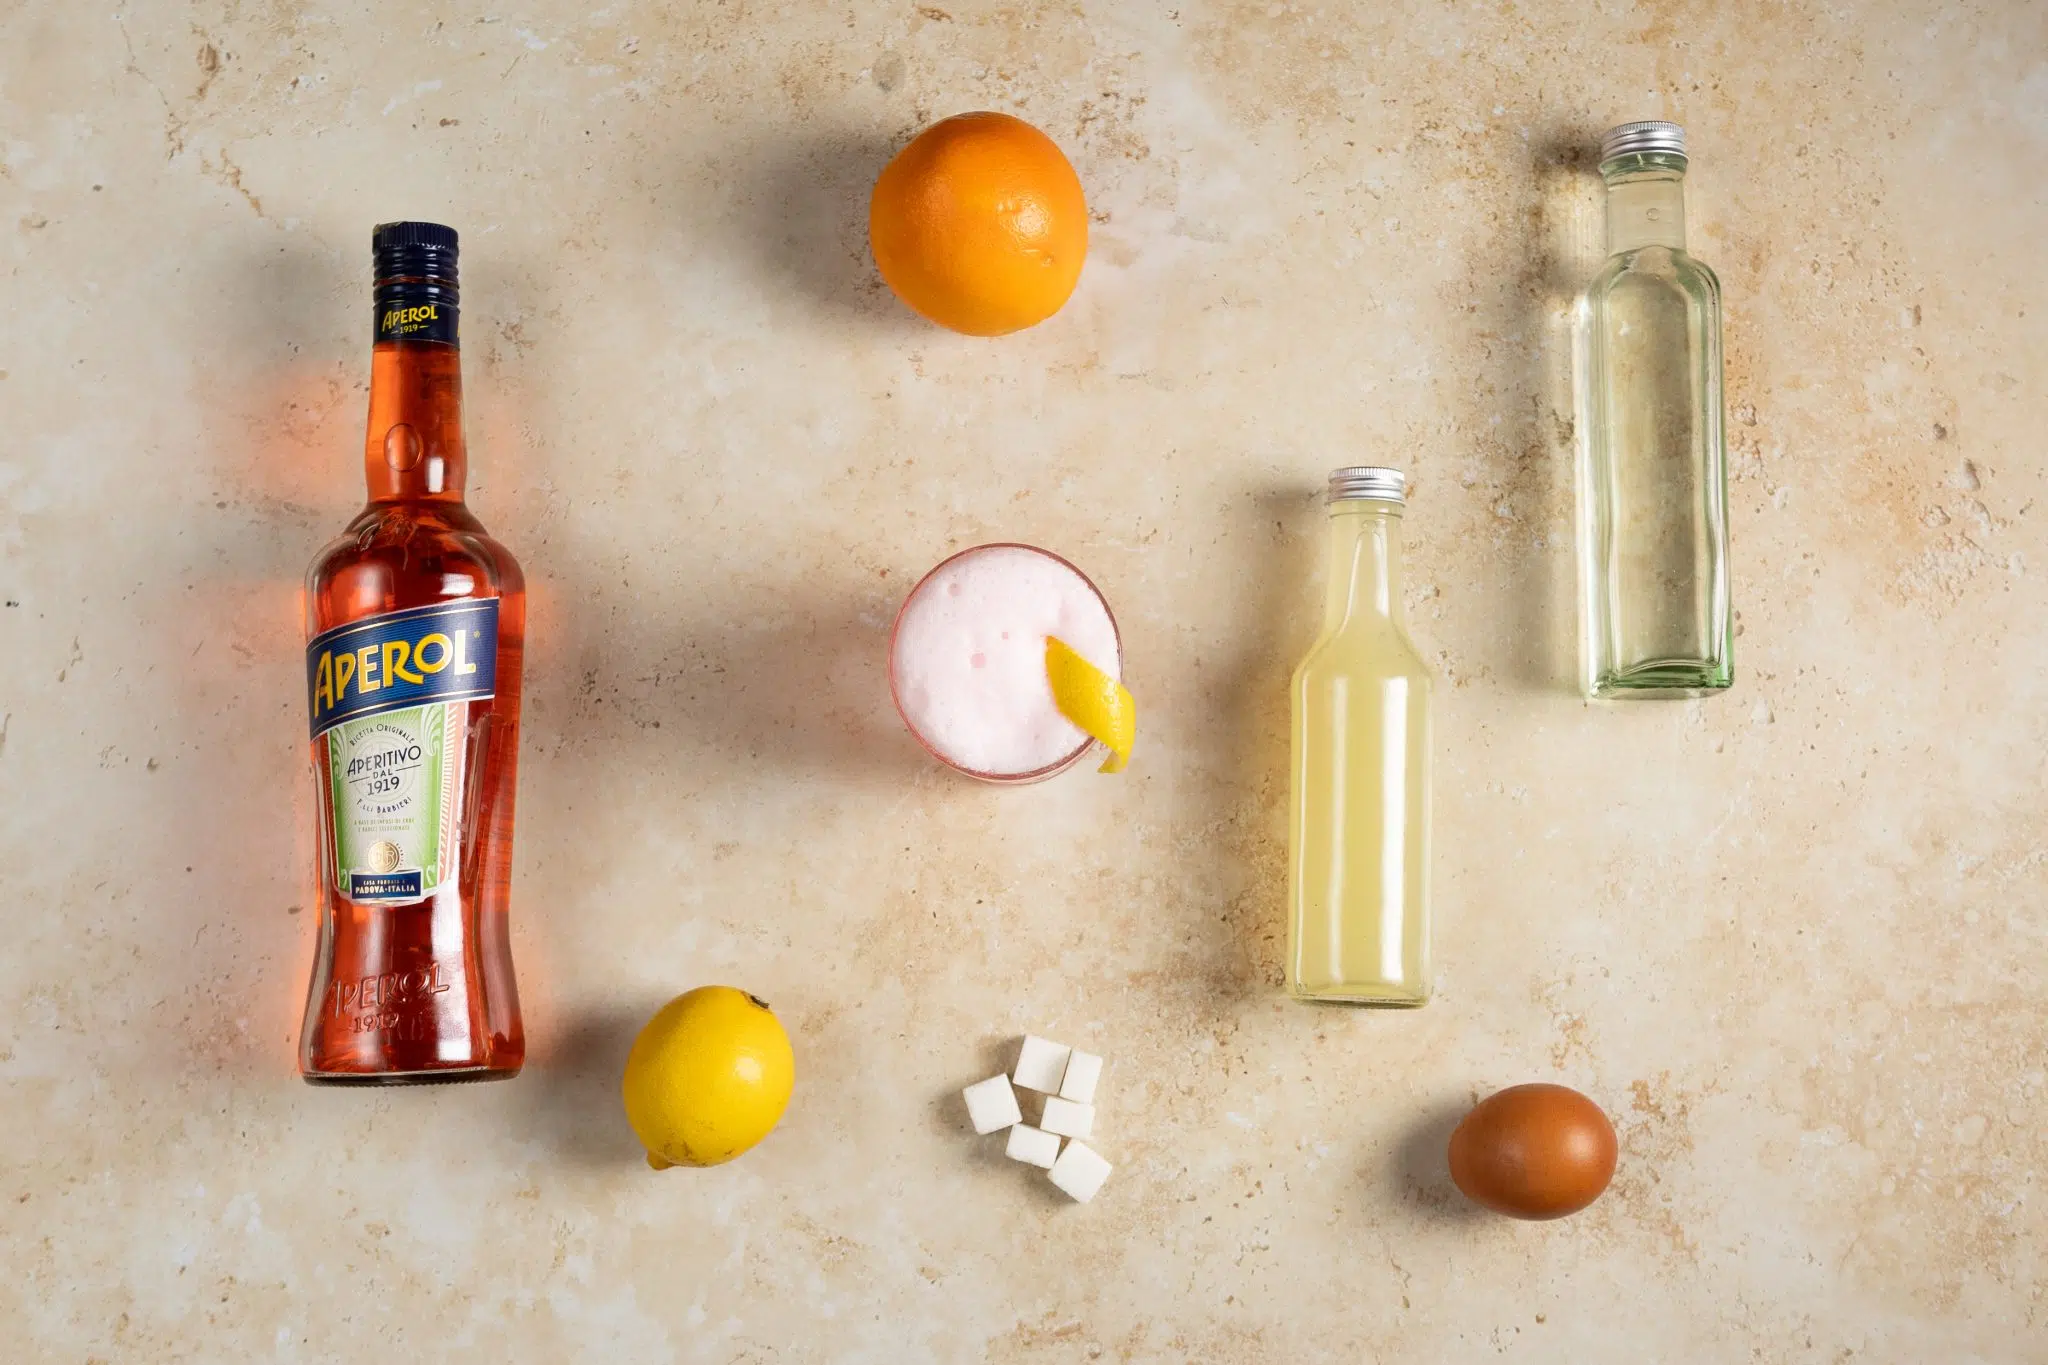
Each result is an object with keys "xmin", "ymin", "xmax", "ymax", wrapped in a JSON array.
[{"xmin": 299, "ymin": 222, "xmax": 526, "ymax": 1083}]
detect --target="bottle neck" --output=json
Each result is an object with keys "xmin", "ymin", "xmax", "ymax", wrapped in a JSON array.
[
  {"xmin": 364, "ymin": 341, "xmax": 466, "ymax": 502},
  {"xmin": 1603, "ymin": 157, "xmax": 1688, "ymax": 254},
  {"xmin": 1322, "ymin": 500, "xmax": 1407, "ymax": 630}
]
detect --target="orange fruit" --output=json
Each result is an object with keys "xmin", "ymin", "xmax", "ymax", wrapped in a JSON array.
[{"xmin": 869, "ymin": 112, "xmax": 1088, "ymax": 336}]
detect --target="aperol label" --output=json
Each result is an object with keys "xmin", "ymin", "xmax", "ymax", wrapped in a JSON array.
[
  {"xmin": 307, "ymin": 600, "xmax": 494, "ymax": 903},
  {"xmin": 307, "ymin": 599, "xmax": 497, "ymax": 738}
]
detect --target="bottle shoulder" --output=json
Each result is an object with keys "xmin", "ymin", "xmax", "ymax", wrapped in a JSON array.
[
  {"xmin": 1588, "ymin": 246, "xmax": 1722, "ymax": 305},
  {"xmin": 307, "ymin": 503, "xmax": 524, "ymax": 632}
]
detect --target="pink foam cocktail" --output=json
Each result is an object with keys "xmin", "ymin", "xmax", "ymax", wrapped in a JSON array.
[{"xmin": 889, "ymin": 544, "xmax": 1122, "ymax": 783}]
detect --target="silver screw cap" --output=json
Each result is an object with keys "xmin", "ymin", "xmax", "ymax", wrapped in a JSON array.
[
  {"xmin": 1600, "ymin": 120, "xmax": 1686, "ymax": 164},
  {"xmin": 1328, "ymin": 467, "xmax": 1406, "ymax": 504}
]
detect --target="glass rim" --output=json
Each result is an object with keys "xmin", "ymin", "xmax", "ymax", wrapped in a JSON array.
[{"xmin": 887, "ymin": 542, "xmax": 1123, "ymax": 785}]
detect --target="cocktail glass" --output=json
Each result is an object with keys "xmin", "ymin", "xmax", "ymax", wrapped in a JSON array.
[{"xmin": 888, "ymin": 543, "xmax": 1123, "ymax": 785}]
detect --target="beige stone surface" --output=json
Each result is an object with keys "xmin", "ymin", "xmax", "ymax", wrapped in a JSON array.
[{"xmin": 3, "ymin": 0, "xmax": 2045, "ymax": 1359}]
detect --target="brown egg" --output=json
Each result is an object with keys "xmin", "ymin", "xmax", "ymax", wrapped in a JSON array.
[{"xmin": 1447, "ymin": 1083, "xmax": 1617, "ymax": 1219}]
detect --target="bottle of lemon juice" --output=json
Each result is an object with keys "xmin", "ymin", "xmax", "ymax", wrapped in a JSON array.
[{"xmin": 1287, "ymin": 467, "xmax": 1433, "ymax": 1005}]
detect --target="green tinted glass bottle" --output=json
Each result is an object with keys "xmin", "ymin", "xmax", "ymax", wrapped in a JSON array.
[{"xmin": 1574, "ymin": 121, "xmax": 1732, "ymax": 697}]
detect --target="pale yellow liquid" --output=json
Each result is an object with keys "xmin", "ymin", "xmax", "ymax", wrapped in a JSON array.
[{"xmin": 1286, "ymin": 501, "xmax": 1433, "ymax": 1005}]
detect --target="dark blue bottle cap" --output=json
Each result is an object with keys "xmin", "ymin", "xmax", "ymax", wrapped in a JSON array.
[
  {"xmin": 372, "ymin": 222, "xmax": 459, "ymax": 343},
  {"xmin": 372, "ymin": 221, "xmax": 459, "ymax": 283}
]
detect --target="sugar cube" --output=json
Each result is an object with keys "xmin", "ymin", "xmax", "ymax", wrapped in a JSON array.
[
  {"xmin": 1013, "ymin": 1035, "xmax": 1071, "ymax": 1093},
  {"xmin": 962, "ymin": 1075, "xmax": 1022, "ymax": 1135},
  {"xmin": 1039, "ymin": 1096, "xmax": 1094, "ymax": 1140},
  {"xmin": 1058, "ymin": 1049, "xmax": 1102, "ymax": 1104},
  {"xmin": 1004, "ymin": 1123, "xmax": 1060, "ymax": 1169},
  {"xmin": 1048, "ymin": 1141, "xmax": 1113, "ymax": 1203}
]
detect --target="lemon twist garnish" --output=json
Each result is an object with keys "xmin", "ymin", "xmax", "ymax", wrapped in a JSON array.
[{"xmin": 1045, "ymin": 636, "xmax": 1135, "ymax": 773}]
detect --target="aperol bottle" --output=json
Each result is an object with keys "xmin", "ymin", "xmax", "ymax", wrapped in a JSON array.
[{"xmin": 299, "ymin": 222, "xmax": 526, "ymax": 1083}]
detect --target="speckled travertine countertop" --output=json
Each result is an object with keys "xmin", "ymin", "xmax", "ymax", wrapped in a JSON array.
[{"xmin": 3, "ymin": 2, "xmax": 2044, "ymax": 1360}]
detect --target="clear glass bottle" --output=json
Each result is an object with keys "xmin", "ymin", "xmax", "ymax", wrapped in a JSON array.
[
  {"xmin": 1574, "ymin": 120, "xmax": 1732, "ymax": 697},
  {"xmin": 1287, "ymin": 468, "xmax": 1432, "ymax": 1006}
]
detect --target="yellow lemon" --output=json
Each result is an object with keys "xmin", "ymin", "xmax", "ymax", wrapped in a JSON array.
[
  {"xmin": 622, "ymin": 986, "xmax": 795, "ymax": 1169},
  {"xmin": 1045, "ymin": 636, "xmax": 1135, "ymax": 773}
]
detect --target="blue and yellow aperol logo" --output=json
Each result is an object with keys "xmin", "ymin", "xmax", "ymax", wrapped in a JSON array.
[{"xmin": 307, "ymin": 599, "xmax": 498, "ymax": 738}]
